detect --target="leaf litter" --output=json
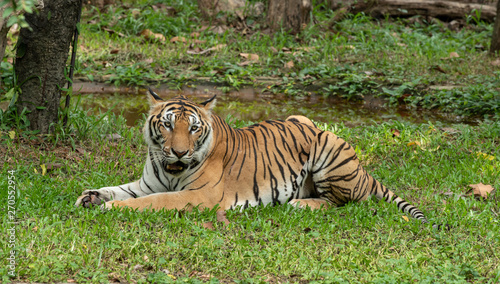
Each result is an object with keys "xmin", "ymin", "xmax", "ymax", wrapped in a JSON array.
[{"xmin": 466, "ymin": 183, "xmax": 495, "ymax": 200}]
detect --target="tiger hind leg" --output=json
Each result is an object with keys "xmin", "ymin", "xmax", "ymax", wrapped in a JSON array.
[
  {"xmin": 288, "ymin": 198, "xmax": 331, "ymax": 210},
  {"xmin": 307, "ymin": 131, "xmax": 428, "ymax": 223}
]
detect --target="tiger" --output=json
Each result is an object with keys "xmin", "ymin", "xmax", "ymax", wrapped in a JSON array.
[{"xmin": 75, "ymin": 89, "xmax": 428, "ymax": 224}]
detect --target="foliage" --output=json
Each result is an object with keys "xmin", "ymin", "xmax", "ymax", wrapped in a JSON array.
[
  {"xmin": 1, "ymin": 0, "xmax": 37, "ymax": 29},
  {"xmin": 2, "ymin": 0, "xmax": 499, "ymax": 117}
]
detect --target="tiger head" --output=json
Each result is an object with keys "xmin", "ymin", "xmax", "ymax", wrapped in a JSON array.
[{"xmin": 144, "ymin": 89, "xmax": 216, "ymax": 175}]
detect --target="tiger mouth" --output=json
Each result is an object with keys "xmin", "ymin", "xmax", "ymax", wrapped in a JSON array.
[{"xmin": 165, "ymin": 161, "xmax": 188, "ymax": 174}]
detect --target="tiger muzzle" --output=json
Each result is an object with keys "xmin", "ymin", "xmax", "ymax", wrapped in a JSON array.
[{"xmin": 165, "ymin": 161, "xmax": 188, "ymax": 174}]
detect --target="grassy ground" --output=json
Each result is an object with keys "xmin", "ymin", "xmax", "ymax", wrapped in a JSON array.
[
  {"xmin": 0, "ymin": 108, "xmax": 499, "ymax": 283},
  {"xmin": 1, "ymin": 0, "xmax": 500, "ymax": 117},
  {"xmin": 1, "ymin": 0, "xmax": 500, "ymax": 282}
]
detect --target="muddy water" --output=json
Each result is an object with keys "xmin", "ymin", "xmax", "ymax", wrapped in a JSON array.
[{"xmin": 74, "ymin": 83, "xmax": 476, "ymax": 127}]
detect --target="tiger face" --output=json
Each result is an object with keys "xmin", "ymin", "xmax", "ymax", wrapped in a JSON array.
[{"xmin": 143, "ymin": 94, "xmax": 216, "ymax": 175}]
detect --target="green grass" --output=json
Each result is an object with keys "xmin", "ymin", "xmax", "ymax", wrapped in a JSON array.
[{"xmin": 1, "ymin": 108, "xmax": 499, "ymax": 283}]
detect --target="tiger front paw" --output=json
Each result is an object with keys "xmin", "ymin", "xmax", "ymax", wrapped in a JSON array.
[{"xmin": 75, "ymin": 190, "xmax": 110, "ymax": 208}]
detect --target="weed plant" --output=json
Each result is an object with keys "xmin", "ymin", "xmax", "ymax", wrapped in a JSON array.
[{"xmin": 0, "ymin": 106, "xmax": 499, "ymax": 282}]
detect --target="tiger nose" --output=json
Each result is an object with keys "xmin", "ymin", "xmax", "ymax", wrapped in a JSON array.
[{"xmin": 172, "ymin": 149, "xmax": 188, "ymax": 158}]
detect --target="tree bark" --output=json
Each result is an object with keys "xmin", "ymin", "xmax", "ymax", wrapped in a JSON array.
[
  {"xmin": 331, "ymin": 0, "xmax": 497, "ymax": 23},
  {"xmin": 14, "ymin": 0, "xmax": 80, "ymax": 134},
  {"xmin": 490, "ymin": 0, "xmax": 500, "ymax": 55},
  {"xmin": 0, "ymin": 24, "xmax": 9, "ymax": 88},
  {"xmin": 197, "ymin": 0, "xmax": 264, "ymax": 20},
  {"xmin": 268, "ymin": 0, "xmax": 312, "ymax": 34}
]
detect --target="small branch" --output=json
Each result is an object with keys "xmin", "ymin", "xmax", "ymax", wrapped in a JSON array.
[{"xmin": 63, "ymin": 0, "xmax": 83, "ymax": 127}]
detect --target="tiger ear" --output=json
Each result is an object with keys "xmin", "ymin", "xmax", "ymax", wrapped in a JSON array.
[
  {"xmin": 147, "ymin": 88, "xmax": 163, "ymax": 107},
  {"xmin": 200, "ymin": 95, "xmax": 216, "ymax": 111}
]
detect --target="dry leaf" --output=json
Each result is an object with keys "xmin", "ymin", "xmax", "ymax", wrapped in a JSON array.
[
  {"xmin": 284, "ymin": 61, "xmax": 294, "ymax": 68},
  {"xmin": 441, "ymin": 52, "xmax": 460, "ymax": 60},
  {"xmin": 105, "ymin": 133, "xmax": 123, "ymax": 141},
  {"xmin": 140, "ymin": 29, "xmax": 166, "ymax": 43},
  {"xmin": 110, "ymin": 49, "xmax": 119, "ymax": 54},
  {"xmin": 340, "ymin": 45, "xmax": 355, "ymax": 50},
  {"xmin": 170, "ymin": 36, "xmax": 187, "ymax": 43},
  {"xmin": 187, "ymin": 48, "xmax": 209, "ymax": 55},
  {"xmin": 270, "ymin": 46, "xmax": 278, "ymax": 53},
  {"xmin": 190, "ymin": 32, "xmax": 200, "ymax": 37},
  {"xmin": 431, "ymin": 65, "xmax": 447, "ymax": 73},
  {"xmin": 212, "ymin": 44, "xmax": 227, "ymax": 51},
  {"xmin": 295, "ymin": 46, "xmax": 316, "ymax": 52},
  {"xmin": 203, "ymin": 221, "xmax": 214, "ymax": 230},
  {"xmin": 131, "ymin": 9, "xmax": 141, "ymax": 17},
  {"xmin": 440, "ymin": 127, "xmax": 461, "ymax": 135},
  {"xmin": 45, "ymin": 163, "xmax": 63, "ymax": 172},
  {"xmin": 151, "ymin": 4, "xmax": 177, "ymax": 15},
  {"xmin": 239, "ymin": 53, "xmax": 259, "ymax": 61},
  {"xmin": 216, "ymin": 210, "xmax": 230, "ymax": 225},
  {"xmin": 391, "ymin": 128, "xmax": 400, "ymax": 137},
  {"xmin": 407, "ymin": 141, "xmax": 421, "ymax": 147},
  {"xmin": 237, "ymin": 61, "xmax": 255, "ymax": 67},
  {"xmin": 207, "ymin": 25, "xmax": 227, "ymax": 34},
  {"xmin": 402, "ymin": 215, "xmax": 409, "ymax": 222},
  {"xmin": 491, "ymin": 59, "xmax": 500, "ymax": 66},
  {"xmin": 108, "ymin": 272, "xmax": 121, "ymax": 282},
  {"xmin": 102, "ymin": 27, "xmax": 125, "ymax": 38},
  {"xmin": 188, "ymin": 44, "xmax": 226, "ymax": 55},
  {"xmin": 467, "ymin": 183, "xmax": 495, "ymax": 200}
]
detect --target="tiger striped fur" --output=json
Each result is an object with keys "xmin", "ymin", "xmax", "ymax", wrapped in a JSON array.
[{"xmin": 75, "ymin": 90, "xmax": 427, "ymax": 223}]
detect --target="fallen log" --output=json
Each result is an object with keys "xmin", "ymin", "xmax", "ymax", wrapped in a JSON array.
[{"xmin": 331, "ymin": 0, "xmax": 497, "ymax": 22}]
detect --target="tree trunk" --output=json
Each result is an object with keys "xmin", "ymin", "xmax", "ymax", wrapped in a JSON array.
[
  {"xmin": 490, "ymin": 0, "xmax": 500, "ymax": 55},
  {"xmin": 15, "ymin": 0, "xmax": 80, "ymax": 134},
  {"xmin": 0, "ymin": 25, "xmax": 9, "ymax": 89},
  {"xmin": 198, "ymin": 0, "xmax": 245, "ymax": 18},
  {"xmin": 268, "ymin": 0, "xmax": 312, "ymax": 34},
  {"xmin": 197, "ymin": 0, "xmax": 264, "ymax": 20},
  {"xmin": 330, "ymin": 0, "xmax": 497, "ymax": 23}
]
